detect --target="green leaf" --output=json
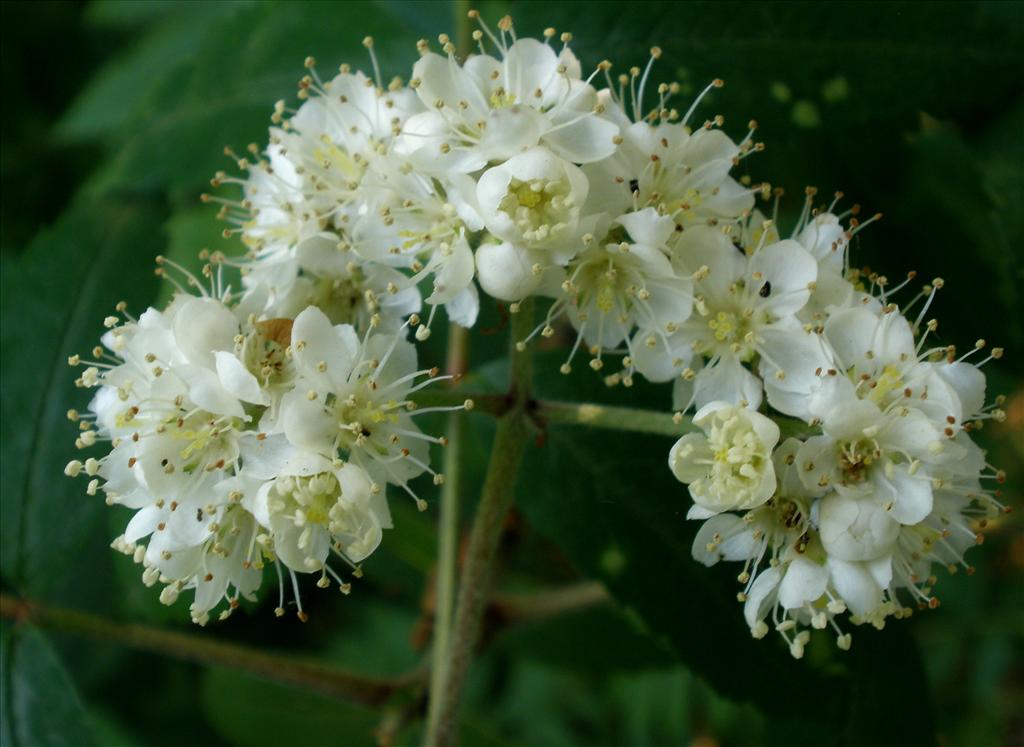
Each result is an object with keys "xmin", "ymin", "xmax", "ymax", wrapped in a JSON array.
[
  {"xmin": 511, "ymin": 1, "xmax": 1024, "ymax": 197},
  {"xmin": 0, "ymin": 198, "xmax": 162, "ymax": 597},
  {"xmin": 512, "ymin": 351, "xmax": 936, "ymax": 746},
  {"xmin": 86, "ymin": 1, "xmax": 452, "ymax": 196},
  {"xmin": 199, "ymin": 666, "xmax": 379, "ymax": 747},
  {"xmin": 896, "ymin": 108, "xmax": 1024, "ymax": 353},
  {"xmin": 56, "ymin": 3, "xmax": 244, "ymax": 143},
  {"xmin": 493, "ymin": 605, "xmax": 672, "ymax": 675},
  {"xmin": 0, "ymin": 623, "xmax": 97, "ymax": 747}
]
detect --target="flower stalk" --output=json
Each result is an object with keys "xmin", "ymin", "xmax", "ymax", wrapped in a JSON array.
[
  {"xmin": 425, "ymin": 324, "xmax": 469, "ymax": 737},
  {"xmin": 424, "ymin": 302, "xmax": 535, "ymax": 747},
  {"xmin": 0, "ymin": 594, "xmax": 416, "ymax": 707}
]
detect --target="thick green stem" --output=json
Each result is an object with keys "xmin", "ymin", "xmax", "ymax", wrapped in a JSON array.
[
  {"xmin": 424, "ymin": 302, "xmax": 534, "ymax": 747},
  {"xmin": 0, "ymin": 594, "xmax": 417, "ymax": 707}
]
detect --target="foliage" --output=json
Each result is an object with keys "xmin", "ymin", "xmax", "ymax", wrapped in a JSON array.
[{"xmin": 1, "ymin": 2, "xmax": 1022, "ymax": 746}]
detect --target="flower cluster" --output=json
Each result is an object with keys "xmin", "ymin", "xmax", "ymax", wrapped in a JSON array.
[
  {"xmin": 210, "ymin": 14, "xmax": 761, "ymax": 374},
  {"xmin": 669, "ymin": 209, "xmax": 1008, "ymax": 655},
  {"xmin": 67, "ymin": 260, "xmax": 461, "ymax": 624},
  {"xmin": 66, "ymin": 12, "xmax": 1005, "ymax": 647}
]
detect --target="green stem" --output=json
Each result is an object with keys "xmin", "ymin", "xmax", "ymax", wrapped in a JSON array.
[
  {"xmin": 539, "ymin": 400, "xmax": 696, "ymax": 437},
  {"xmin": 425, "ymin": 322, "xmax": 469, "ymax": 738},
  {"xmin": 424, "ymin": 302, "xmax": 535, "ymax": 747},
  {"xmin": 490, "ymin": 581, "xmax": 609, "ymax": 625},
  {"xmin": 414, "ymin": 390, "xmax": 508, "ymax": 417},
  {"xmin": 416, "ymin": 391, "xmax": 814, "ymax": 441},
  {"xmin": 0, "ymin": 594, "xmax": 418, "ymax": 707}
]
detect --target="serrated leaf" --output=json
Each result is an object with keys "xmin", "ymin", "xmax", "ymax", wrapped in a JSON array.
[{"xmin": 0, "ymin": 199, "xmax": 162, "ymax": 596}]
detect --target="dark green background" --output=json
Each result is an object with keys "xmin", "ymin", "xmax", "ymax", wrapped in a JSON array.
[{"xmin": 1, "ymin": 2, "xmax": 1022, "ymax": 746}]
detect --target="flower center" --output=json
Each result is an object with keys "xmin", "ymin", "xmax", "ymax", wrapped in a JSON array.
[
  {"xmin": 708, "ymin": 309, "xmax": 744, "ymax": 343},
  {"xmin": 328, "ymin": 388, "xmax": 400, "ymax": 452},
  {"xmin": 166, "ymin": 412, "xmax": 239, "ymax": 469},
  {"xmin": 246, "ymin": 321, "xmax": 293, "ymax": 385},
  {"xmin": 703, "ymin": 307, "xmax": 761, "ymax": 361},
  {"xmin": 692, "ymin": 412, "xmax": 770, "ymax": 504},
  {"xmin": 498, "ymin": 177, "xmax": 574, "ymax": 243},
  {"xmin": 276, "ymin": 472, "xmax": 341, "ymax": 528},
  {"xmin": 307, "ymin": 274, "xmax": 367, "ymax": 325},
  {"xmin": 863, "ymin": 364, "xmax": 904, "ymax": 406},
  {"xmin": 837, "ymin": 437, "xmax": 880, "ymax": 484},
  {"xmin": 489, "ymin": 88, "xmax": 517, "ymax": 109},
  {"xmin": 311, "ymin": 137, "xmax": 366, "ymax": 183}
]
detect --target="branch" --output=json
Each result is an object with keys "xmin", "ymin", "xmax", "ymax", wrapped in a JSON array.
[
  {"xmin": 0, "ymin": 594, "xmax": 420, "ymax": 708},
  {"xmin": 537, "ymin": 400, "xmax": 695, "ymax": 437},
  {"xmin": 416, "ymin": 391, "xmax": 816, "ymax": 441},
  {"xmin": 425, "ymin": 320, "xmax": 470, "ymax": 736},
  {"xmin": 414, "ymin": 389, "xmax": 509, "ymax": 417},
  {"xmin": 423, "ymin": 301, "xmax": 536, "ymax": 747},
  {"xmin": 489, "ymin": 581, "xmax": 609, "ymax": 626}
]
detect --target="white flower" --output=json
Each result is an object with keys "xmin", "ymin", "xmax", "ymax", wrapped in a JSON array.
[
  {"xmin": 352, "ymin": 159, "xmax": 481, "ymax": 329},
  {"xmin": 277, "ymin": 306, "xmax": 453, "ymax": 505},
  {"xmin": 69, "ymin": 288, "xmax": 283, "ymax": 624},
  {"xmin": 793, "ymin": 211, "xmax": 861, "ymax": 319},
  {"xmin": 69, "ymin": 288, "xmax": 417, "ymax": 622},
  {"xmin": 526, "ymin": 208, "xmax": 694, "ymax": 374},
  {"xmin": 233, "ymin": 67, "xmax": 417, "ymax": 255},
  {"xmin": 474, "ymin": 147, "xmax": 592, "ymax": 302},
  {"xmin": 584, "ymin": 112, "xmax": 756, "ymax": 234},
  {"xmin": 252, "ymin": 461, "xmax": 390, "ymax": 571},
  {"xmin": 689, "ymin": 438, "xmax": 877, "ymax": 654},
  {"xmin": 240, "ymin": 232, "xmax": 421, "ymax": 330},
  {"xmin": 671, "ymin": 225, "xmax": 823, "ymax": 413},
  {"xmin": 226, "ymin": 66, "xmax": 424, "ymax": 326},
  {"xmin": 669, "ymin": 401, "xmax": 780, "ymax": 513},
  {"xmin": 793, "ymin": 308, "xmax": 976, "ymax": 553},
  {"xmin": 397, "ymin": 32, "xmax": 618, "ymax": 173},
  {"xmin": 817, "ymin": 492, "xmax": 901, "ymax": 561},
  {"xmin": 113, "ymin": 504, "xmax": 264, "ymax": 626}
]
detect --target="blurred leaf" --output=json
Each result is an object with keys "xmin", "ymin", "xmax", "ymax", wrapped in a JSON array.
[
  {"xmin": 84, "ymin": 0, "xmax": 199, "ymax": 29},
  {"xmin": 509, "ymin": 352, "xmax": 936, "ymax": 746},
  {"xmin": 897, "ymin": 112, "xmax": 1024, "ymax": 352},
  {"xmin": 0, "ymin": 198, "xmax": 162, "ymax": 596},
  {"xmin": 842, "ymin": 626, "xmax": 935, "ymax": 746},
  {"xmin": 462, "ymin": 657, "xmax": 765, "ymax": 747},
  {"xmin": 200, "ymin": 666, "xmax": 378, "ymax": 747},
  {"xmin": 57, "ymin": 3, "xmax": 244, "ymax": 142},
  {"xmin": 494, "ymin": 605, "xmax": 672, "ymax": 675},
  {"xmin": 86, "ymin": 1, "xmax": 451, "ymax": 196},
  {"xmin": 511, "ymin": 0, "xmax": 1024, "ymax": 198},
  {"xmin": 0, "ymin": 623, "xmax": 96, "ymax": 747},
  {"xmin": 322, "ymin": 600, "xmax": 422, "ymax": 678}
]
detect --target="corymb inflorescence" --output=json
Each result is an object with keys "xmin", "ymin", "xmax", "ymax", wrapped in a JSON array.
[{"xmin": 66, "ymin": 12, "xmax": 1006, "ymax": 658}]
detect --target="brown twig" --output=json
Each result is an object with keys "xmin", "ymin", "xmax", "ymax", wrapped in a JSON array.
[{"xmin": 0, "ymin": 594, "xmax": 422, "ymax": 708}]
